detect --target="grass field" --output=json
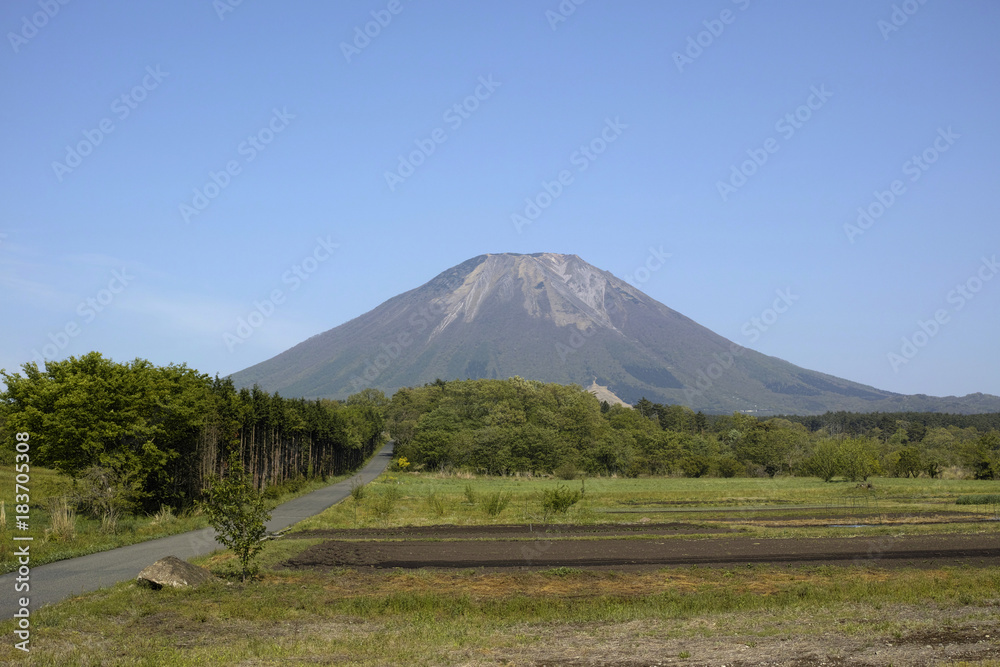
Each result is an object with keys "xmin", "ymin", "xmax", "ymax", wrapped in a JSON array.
[
  {"xmin": 2, "ymin": 471, "xmax": 999, "ymax": 665},
  {"xmin": 1, "ymin": 538, "xmax": 998, "ymax": 665},
  {"xmin": 292, "ymin": 471, "xmax": 1000, "ymax": 534}
]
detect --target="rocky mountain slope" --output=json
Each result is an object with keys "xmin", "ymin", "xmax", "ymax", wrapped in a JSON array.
[{"xmin": 230, "ymin": 253, "xmax": 1000, "ymax": 415}]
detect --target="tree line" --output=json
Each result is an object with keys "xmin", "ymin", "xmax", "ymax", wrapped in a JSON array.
[
  {"xmin": 0, "ymin": 353, "xmax": 387, "ymax": 518},
  {"xmin": 388, "ymin": 378, "xmax": 1000, "ymax": 480},
  {"xmin": 772, "ymin": 409, "xmax": 1000, "ymax": 438}
]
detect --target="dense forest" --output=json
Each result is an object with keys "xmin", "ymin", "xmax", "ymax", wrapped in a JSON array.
[
  {"xmin": 0, "ymin": 353, "xmax": 387, "ymax": 516},
  {"xmin": 389, "ymin": 378, "xmax": 1000, "ymax": 481}
]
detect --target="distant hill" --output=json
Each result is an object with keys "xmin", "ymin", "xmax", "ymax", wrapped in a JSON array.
[{"xmin": 230, "ymin": 253, "xmax": 1000, "ymax": 415}]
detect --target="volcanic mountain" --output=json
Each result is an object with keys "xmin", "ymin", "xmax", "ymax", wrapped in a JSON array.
[{"xmin": 230, "ymin": 253, "xmax": 1000, "ymax": 415}]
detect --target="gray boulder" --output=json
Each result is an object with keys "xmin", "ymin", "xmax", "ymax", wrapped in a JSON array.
[{"xmin": 137, "ymin": 556, "xmax": 217, "ymax": 589}]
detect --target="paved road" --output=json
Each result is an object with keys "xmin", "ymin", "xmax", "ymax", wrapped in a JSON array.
[{"xmin": 1, "ymin": 442, "xmax": 393, "ymax": 619}]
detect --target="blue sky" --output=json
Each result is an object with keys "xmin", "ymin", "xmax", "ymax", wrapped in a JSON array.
[{"xmin": 2, "ymin": 0, "xmax": 999, "ymax": 400}]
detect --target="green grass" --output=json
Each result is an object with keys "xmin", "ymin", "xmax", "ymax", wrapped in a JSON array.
[
  {"xmin": 957, "ymin": 494, "xmax": 1000, "ymax": 505},
  {"xmin": 1, "ymin": 533, "xmax": 998, "ymax": 665},
  {"xmin": 3, "ymin": 471, "xmax": 1000, "ymax": 664},
  {"xmin": 0, "ymin": 466, "xmax": 360, "ymax": 574},
  {"xmin": 290, "ymin": 472, "xmax": 1000, "ymax": 532}
]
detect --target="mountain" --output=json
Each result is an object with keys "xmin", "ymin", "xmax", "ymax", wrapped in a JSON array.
[{"xmin": 230, "ymin": 253, "xmax": 1000, "ymax": 415}]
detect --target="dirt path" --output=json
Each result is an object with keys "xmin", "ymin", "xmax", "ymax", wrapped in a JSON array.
[{"xmin": 284, "ymin": 523, "xmax": 1000, "ymax": 571}]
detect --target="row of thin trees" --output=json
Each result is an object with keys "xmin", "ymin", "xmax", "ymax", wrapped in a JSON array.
[{"xmin": 1, "ymin": 354, "xmax": 387, "ymax": 513}]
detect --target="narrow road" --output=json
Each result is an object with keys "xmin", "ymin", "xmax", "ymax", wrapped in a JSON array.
[{"xmin": 0, "ymin": 442, "xmax": 393, "ymax": 619}]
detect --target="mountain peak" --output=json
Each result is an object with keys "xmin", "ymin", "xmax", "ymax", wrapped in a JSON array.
[
  {"xmin": 230, "ymin": 253, "xmax": 1000, "ymax": 415},
  {"xmin": 430, "ymin": 252, "xmax": 624, "ymax": 336}
]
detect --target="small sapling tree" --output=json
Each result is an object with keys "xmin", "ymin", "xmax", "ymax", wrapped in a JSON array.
[{"xmin": 203, "ymin": 451, "xmax": 271, "ymax": 582}]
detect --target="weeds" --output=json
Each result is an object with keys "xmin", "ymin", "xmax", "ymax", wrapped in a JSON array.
[
  {"xmin": 350, "ymin": 479, "xmax": 367, "ymax": 502},
  {"xmin": 464, "ymin": 483, "xmax": 477, "ymax": 506},
  {"xmin": 99, "ymin": 512, "xmax": 119, "ymax": 535},
  {"xmin": 150, "ymin": 505, "xmax": 175, "ymax": 527},
  {"xmin": 426, "ymin": 492, "xmax": 448, "ymax": 518},
  {"xmin": 481, "ymin": 490, "xmax": 512, "ymax": 517},
  {"xmin": 371, "ymin": 486, "xmax": 401, "ymax": 524},
  {"xmin": 45, "ymin": 496, "xmax": 77, "ymax": 542}
]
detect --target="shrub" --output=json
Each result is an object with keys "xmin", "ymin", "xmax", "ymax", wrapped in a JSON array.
[
  {"xmin": 75, "ymin": 465, "xmax": 143, "ymax": 524},
  {"xmin": 350, "ymin": 479, "xmax": 367, "ymax": 502},
  {"xmin": 680, "ymin": 455, "xmax": 711, "ymax": 478},
  {"xmin": 541, "ymin": 485, "xmax": 581, "ymax": 516},
  {"xmin": 716, "ymin": 456, "xmax": 743, "ymax": 478},
  {"xmin": 553, "ymin": 461, "xmax": 578, "ymax": 480},
  {"xmin": 481, "ymin": 490, "xmax": 512, "ymax": 517}
]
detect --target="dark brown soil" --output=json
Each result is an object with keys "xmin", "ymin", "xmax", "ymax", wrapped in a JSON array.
[
  {"xmin": 286, "ymin": 521, "xmax": 734, "ymax": 541},
  {"xmin": 282, "ymin": 523, "xmax": 1000, "ymax": 571}
]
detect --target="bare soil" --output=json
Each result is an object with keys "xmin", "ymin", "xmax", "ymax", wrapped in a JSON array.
[
  {"xmin": 283, "ymin": 523, "xmax": 1000, "ymax": 571},
  {"xmin": 278, "ymin": 523, "xmax": 1000, "ymax": 664}
]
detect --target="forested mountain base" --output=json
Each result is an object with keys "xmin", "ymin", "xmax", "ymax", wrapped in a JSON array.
[
  {"xmin": 388, "ymin": 378, "xmax": 1000, "ymax": 480},
  {"xmin": 0, "ymin": 352, "xmax": 387, "ymax": 515}
]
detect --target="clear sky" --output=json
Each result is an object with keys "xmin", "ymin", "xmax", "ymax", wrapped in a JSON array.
[{"xmin": 2, "ymin": 0, "xmax": 998, "ymax": 400}]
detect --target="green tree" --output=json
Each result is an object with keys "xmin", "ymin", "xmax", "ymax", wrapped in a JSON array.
[
  {"xmin": 203, "ymin": 451, "xmax": 272, "ymax": 581},
  {"xmin": 806, "ymin": 440, "xmax": 841, "ymax": 482},
  {"xmin": 838, "ymin": 437, "xmax": 881, "ymax": 482},
  {"xmin": 680, "ymin": 454, "xmax": 711, "ymax": 478},
  {"xmin": 0, "ymin": 353, "xmax": 209, "ymax": 510},
  {"xmin": 965, "ymin": 432, "xmax": 1000, "ymax": 480},
  {"xmin": 889, "ymin": 446, "xmax": 923, "ymax": 478}
]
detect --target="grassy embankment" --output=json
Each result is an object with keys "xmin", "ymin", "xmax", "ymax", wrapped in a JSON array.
[{"xmin": 2, "ymin": 472, "xmax": 999, "ymax": 664}]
